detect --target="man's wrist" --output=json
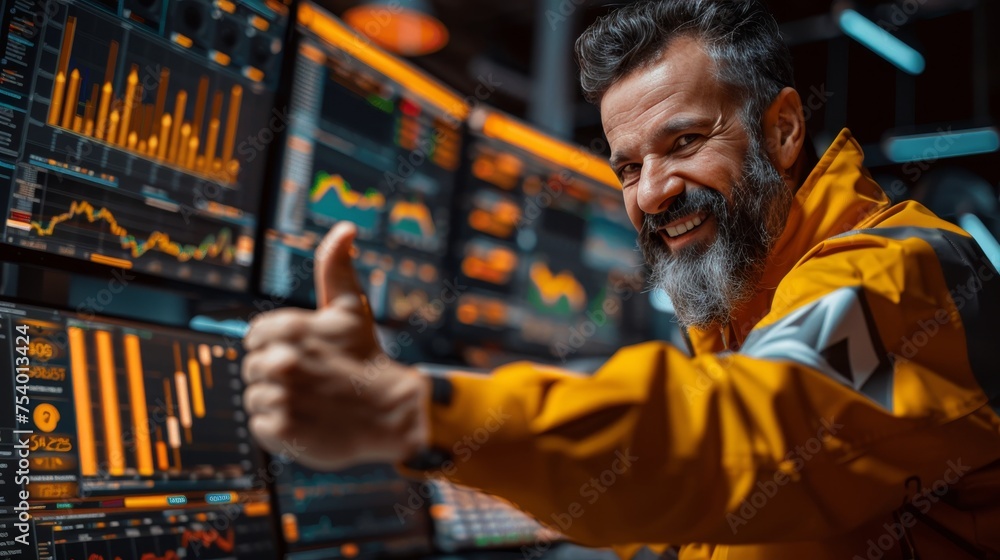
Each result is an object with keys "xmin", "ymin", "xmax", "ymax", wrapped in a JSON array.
[
  {"xmin": 395, "ymin": 367, "xmax": 428, "ymax": 460},
  {"xmin": 400, "ymin": 372, "xmax": 454, "ymax": 471}
]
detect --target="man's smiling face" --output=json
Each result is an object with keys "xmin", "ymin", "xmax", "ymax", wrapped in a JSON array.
[
  {"xmin": 602, "ymin": 35, "xmax": 747, "ymax": 253},
  {"xmin": 601, "ymin": 36, "xmax": 794, "ymax": 329}
]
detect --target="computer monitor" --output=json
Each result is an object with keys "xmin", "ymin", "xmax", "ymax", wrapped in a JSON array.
[
  {"xmin": 453, "ymin": 109, "xmax": 651, "ymax": 364},
  {"xmin": 260, "ymin": 1, "xmax": 467, "ymax": 359},
  {"xmin": 0, "ymin": 0, "xmax": 291, "ymax": 292},
  {"xmin": 0, "ymin": 299, "xmax": 278, "ymax": 558},
  {"xmin": 275, "ymin": 463, "xmax": 433, "ymax": 560},
  {"xmin": 257, "ymin": 4, "xmax": 455, "ymax": 557}
]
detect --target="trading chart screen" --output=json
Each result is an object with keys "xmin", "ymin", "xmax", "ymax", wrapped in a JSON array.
[
  {"xmin": 0, "ymin": 301, "xmax": 277, "ymax": 559},
  {"xmin": 261, "ymin": 1, "xmax": 466, "ymax": 342},
  {"xmin": 0, "ymin": 0, "xmax": 291, "ymax": 291},
  {"xmin": 275, "ymin": 463, "xmax": 432, "ymax": 560},
  {"xmin": 453, "ymin": 111, "xmax": 651, "ymax": 362},
  {"xmin": 258, "ymin": 5, "xmax": 448, "ymax": 557}
]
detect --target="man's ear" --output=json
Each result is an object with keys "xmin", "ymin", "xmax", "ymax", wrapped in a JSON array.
[{"xmin": 762, "ymin": 87, "xmax": 805, "ymax": 173}]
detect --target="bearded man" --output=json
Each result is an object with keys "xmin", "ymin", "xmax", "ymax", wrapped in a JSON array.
[{"xmin": 241, "ymin": 1, "xmax": 1000, "ymax": 558}]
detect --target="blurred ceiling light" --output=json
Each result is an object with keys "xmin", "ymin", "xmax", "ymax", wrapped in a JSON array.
[
  {"xmin": 958, "ymin": 214, "xmax": 1000, "ymax": 271},
  {"xmin": 651, "ymin": 288, "xmax": 675, "ymax": 314},
  {"xmin": 883, "ymin": 127, "xmax": 1000, "ymax": 163},
  {"xmin": 343, "ymin": 0, "xmax": 448, "ymax": 57},
  {"xmin": 837, "ymin": 8, "xmax": 926, "ymax": 74}
]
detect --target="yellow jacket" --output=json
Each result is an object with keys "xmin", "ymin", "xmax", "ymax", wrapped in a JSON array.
[{"xmin": 420, "ymin": 129, "xmax": 1000, "ymax": 559}]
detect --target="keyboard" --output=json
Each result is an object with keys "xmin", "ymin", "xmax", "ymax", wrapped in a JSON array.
[{"xmin": 427, "ymin": 479, "xmax": 564, "ymax": 552}]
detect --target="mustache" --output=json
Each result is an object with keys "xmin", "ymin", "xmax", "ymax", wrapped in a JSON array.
[{"xmin": 641, "ymin": 188, "xmax": 728, "ymax": 237}]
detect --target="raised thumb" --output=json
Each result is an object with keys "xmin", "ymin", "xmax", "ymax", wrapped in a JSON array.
[{"xmin": 313, "ymin": 221, "xmax": 366, "ymax": 310}]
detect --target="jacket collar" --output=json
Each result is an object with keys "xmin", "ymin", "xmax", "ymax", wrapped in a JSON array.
[{"xmin": 685, "ymin": 128, "xmax": 891, "ymax": 354}]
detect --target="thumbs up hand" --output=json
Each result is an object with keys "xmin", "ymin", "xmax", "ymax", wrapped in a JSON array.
[{"xmin": 242, "ymin": 222, "xmax": 429, "ymax": 471}]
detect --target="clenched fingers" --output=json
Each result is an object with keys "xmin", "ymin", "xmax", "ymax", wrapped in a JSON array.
[{"xmin": 243, "ymin": 307, "xmax": 313, "ymax": 351}]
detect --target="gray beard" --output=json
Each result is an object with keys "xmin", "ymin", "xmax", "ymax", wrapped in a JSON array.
[{"xmin": 640, "ymin": 135, "xmax": 794, "ymax": 330}]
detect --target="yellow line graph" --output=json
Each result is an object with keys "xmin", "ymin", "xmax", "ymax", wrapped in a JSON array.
[
  {"xmin": 29, "ymin": 200, "xmax": 235, "ymax": 263},
  {"xmin": 529, "ymin": 262, "xmax": 586, "ymax": 311},
  {"xmin": 310, "ymin": 172, "xmax": 385, "ymax": 210},
  {"xmin": 389, "ymin": 200, "xmax": 435, "ymax": 238}
]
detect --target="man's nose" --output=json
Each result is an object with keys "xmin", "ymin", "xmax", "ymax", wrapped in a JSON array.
[{"xmin": 636, "ymin": 162, "xmax": 685, "ymax": 216}]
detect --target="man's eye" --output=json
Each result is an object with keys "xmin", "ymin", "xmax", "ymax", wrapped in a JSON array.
[
  {"xmin": 677, "ymin": 134, "xmax": 701, "ymax": 148},
  {"xmin": 617, "ymin": 163, "xmax": 641, "ymax": 181}
]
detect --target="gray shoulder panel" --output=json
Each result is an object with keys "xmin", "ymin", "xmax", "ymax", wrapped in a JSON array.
[
  {"xmin": 741, "ymin": 286, "xmax": 894, "ymax": 410},
  {"xmin": 833, "ymin": 227, "xmax": 1000, "ymax": 414}
]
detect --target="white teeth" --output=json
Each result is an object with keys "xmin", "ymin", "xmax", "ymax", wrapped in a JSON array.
[{"xmin": 664, "ymin": 214, "xmax": 708, "ymax": 239}]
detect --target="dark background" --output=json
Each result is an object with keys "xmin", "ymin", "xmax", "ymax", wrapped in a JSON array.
[{"xmin": 317, "ymin": 0, "xmax": 1000, "ymax": 205}]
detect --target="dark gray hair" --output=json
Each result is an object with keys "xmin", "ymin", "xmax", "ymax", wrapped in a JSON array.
[{"xmin": 574, "ymin": 0, "xmax": 794, "ymax": 130}]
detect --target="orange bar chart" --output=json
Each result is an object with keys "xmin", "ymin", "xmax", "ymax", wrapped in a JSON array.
[
  {"xmin": 68, "ymin": 327, "xmax": 98, "ymax": 477},
  {"xmin": 60, "ymin": 321, "xmax": 248, "ymax": 481},
  {"xmin": 47, "ymin": 16, "xmax": 76, "ymax": 126},
  {"xmin": 155, "ymin": 426, "xmax": 170, "ymax": 471},
  {"xmin": 60, "ymin": 69, "xmax": 80, "ymax": 129},
  {"xmin": 124, "ymin": 334, "xmax": 155, "ymax": 476},
  {"xmin": 175, "ymin": 370, "xmax": 193, "ymax": 440},
  {"xmin": 164, "ymin": 377, "xmax": 183, "ymax": 470},
  {"xmin": 95, "ymin": 330, "xmax": 125, "ymax": 476},
  {"xmin": 46, "ymin": 15, "xmax": 245, "ymax": 184},
  {"xmin": 124, "ymin": 495, "xmax": 173, "ymax": 508},
  {"xmin": 199, "ymin": 344, "xmax": 214, "ymax": 389},
  {"xmin": 173, "ymin": 342, "xmax": 194, "ymax": 444},
  {"xmin": 188, "ymin": 344, "xmax": 206, "ymax": 418}
]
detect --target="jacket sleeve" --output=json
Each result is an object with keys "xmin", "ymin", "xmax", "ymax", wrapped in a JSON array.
[{"xmin": 411, "ymin": 228, "xmax": 1000, "ymax": 547}]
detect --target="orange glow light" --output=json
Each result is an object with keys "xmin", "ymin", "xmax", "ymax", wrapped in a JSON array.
[
  {"xmin": 298, "ymin": 3, "xmax": 466, "ymax": 120},
  {"xmin": 482, "ymin": 111, "xmax": 621, "ymax": 189},
  {"xmin": 342, "ymin": 4, "xmax": 448, "ymax": 57}
]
